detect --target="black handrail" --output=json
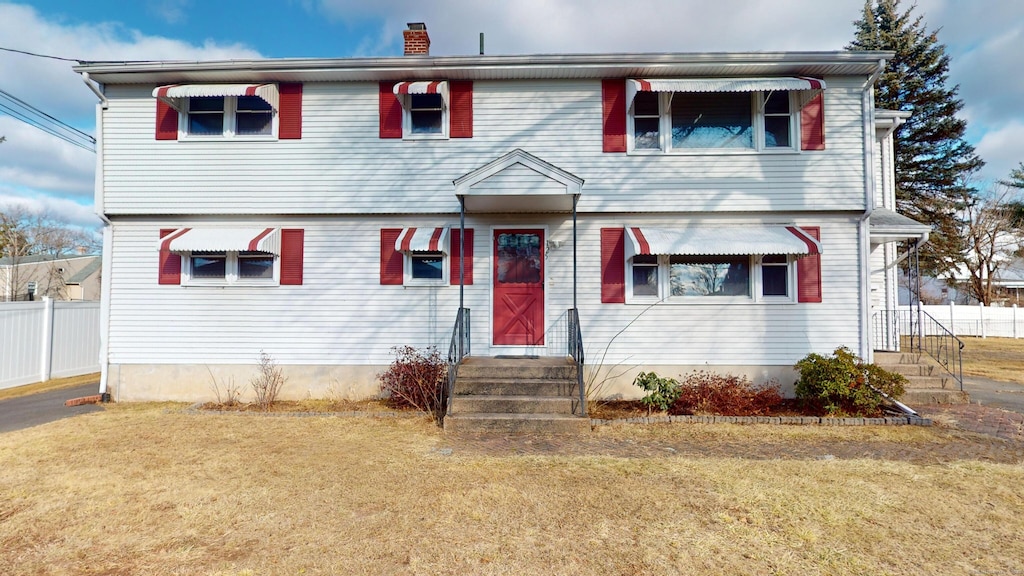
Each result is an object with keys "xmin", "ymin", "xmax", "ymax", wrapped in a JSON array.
[
  {"xmin": 445, "ymin": 307, "xmax": 471, "ymax": 418},
  {"xmin": 872, "ymin": 308, "xmax": 964, "ymax": 391},
  {"xmin": 567, "ymin": 308, "xmax": 586, "ymax": 417}
]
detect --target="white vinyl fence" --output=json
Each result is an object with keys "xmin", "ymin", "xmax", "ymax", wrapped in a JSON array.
[
  {"xmin": 0, "ymin": 299, "xmax": 101, "ymax": 390},
  {"xmin": 899, "ymin": 303, "xmax": 1023, "ymax": 339}
]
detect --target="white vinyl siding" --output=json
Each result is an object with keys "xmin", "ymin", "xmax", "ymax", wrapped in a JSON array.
[
  {"xmin": 100, "ymin": 77, "xmax": 867, "ymax": 216},
  {"xmin": 106, "ymin": 215, "xmax": 860, "ymax": 369}
]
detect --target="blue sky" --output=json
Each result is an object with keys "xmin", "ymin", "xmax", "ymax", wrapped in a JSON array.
[{"xmin": 1, "ymin": 0, "xmax": 1023, "ymax": 229}]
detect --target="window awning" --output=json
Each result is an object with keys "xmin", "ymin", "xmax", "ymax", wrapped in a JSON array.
[
  {"xmin": 158, "ymin": 227, "xmax": 281, "ymax": 255},
  {"xmin": 625, "ymin": 226, "xmax": 821, "ymax": 258},
  {"xmin": 396, "ymin": 227, "xmax": 449, "ymax": 254},
  {"xmin": 627, "ymin": 77, "xmax": 826, "ymax": 109},
  {"xmin": 392, "ymin": 81, "xmax": 449, "ymax": 109},
  {"xmin": 153, "ymin": 84, "xmax": 280, "ymax": 112}
]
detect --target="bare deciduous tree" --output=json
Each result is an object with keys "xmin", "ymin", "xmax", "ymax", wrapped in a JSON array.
[
  {"xmin": 948, "ymin": 185, "xmax": 1024, "ymax": 305},
  {"xmin": 0, "ymin": 206, "xmax": 100, "ymax": 301}
]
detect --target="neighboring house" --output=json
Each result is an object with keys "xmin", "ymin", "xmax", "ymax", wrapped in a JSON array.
[
  {"xmin": 0, "ymin": 253, "xmax": 101, "ymax": 302},
  {"xmin": 76, "ymin": 24, "xmax": 913, "ymax": 402}
]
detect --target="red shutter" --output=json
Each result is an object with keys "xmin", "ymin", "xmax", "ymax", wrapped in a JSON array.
[
  {"xmin": 797, "ymin": 226, "xmax": 822, "ymax": 303},
  {"xmin": 600, "ymin": 228, "xmax": 626, "ymax": 303},
  {"xmin": 158, "ymin": 228, "xmax": 182, "ymax": 284},
  {"xmin": 601, "ymin": 79, "xmax": 627, "ymax": 153},
  {"xmin": 280, "ymin": 229, "xmax": 304, "ymax": 285},
  {"xmin": 801, "ymin": 93, "xmax": 825, "ymax": 151},
  {"xmin": 381, "ymin": 228, "xmax": 404, "ymax": 284},
  {"xmin": 449, "ymin": 81, "xmax": 473, "ymax": 138},
  {"xmin": 278, "ymin": 83, "xmax": 303, "ymax": 139},
  {"xmin": 450, "ymin": 228, "xmax": 474, "ymax": 285},
  {"xmin": 155, "ymin": 100, "xmax": 178, "ymax": 140},
  {"xmin": 379, "ymin": 82, "xmax": 403, "ymax": 139}
]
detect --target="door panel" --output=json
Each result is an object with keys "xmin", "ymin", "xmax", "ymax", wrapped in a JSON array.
[{"xmin": 493, "ymin": 229, "xmax": 544, "ymax": 345}]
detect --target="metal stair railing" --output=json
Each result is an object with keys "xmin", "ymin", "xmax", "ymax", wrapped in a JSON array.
[
  {"xmin": 872, "ymin": 308, "xmax": 964, "ymax": 391},
  {"xmin": 567, "ymin": 308, "xmax": 586, "ymax": 417},
  {"xmin": 445, "ymin": 308, "xmax": 471, "ymax": 418}
]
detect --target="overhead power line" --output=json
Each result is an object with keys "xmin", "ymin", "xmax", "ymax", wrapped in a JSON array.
[
  {"xmin": 0, "ymin": 46, "xmax": 80, "ymax": 62},
  {"xmin": 0, "ymin": 88, "xmax": 96, "ymax": 153}
]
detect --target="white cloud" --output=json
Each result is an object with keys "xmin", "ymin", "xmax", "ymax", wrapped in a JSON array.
[
  {"xmin": 0, "ymin": 2, "xmax": 262, "ymax": 230},
  {"xmin": 148, "ymin": 0, "xmax": 190, "ymax": 25},
  {"xmin": 975, "ymin": 121, "xmax": 1024, "ymax": 184},
  {"xmin": 0, "ymin": 190, "xmax": 103, "ymax": 229}
]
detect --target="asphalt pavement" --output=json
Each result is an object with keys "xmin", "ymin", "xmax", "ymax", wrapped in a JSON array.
[
  {"xmin": 0, "ymin": 382, "xmax": 104, "ymax": 434},
  {"xmin": 962, "ymin": 376, "xmax": 1024, "ymax": 414}
]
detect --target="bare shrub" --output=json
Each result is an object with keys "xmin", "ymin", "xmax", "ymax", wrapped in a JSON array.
[
  {"xmin": 207, "ymin": 366, "xmax": 243, "ymax": 407},
  {"xmin": 250, "ymin": 350, "xmax": 287, "ymax": 411},
  {"xmin": 670, "ymin": 371, "xmax": 783, "ymax": 416},
  {"xmin": 379, "ymin": 346, "xmax": 446, "ymax": 424}
]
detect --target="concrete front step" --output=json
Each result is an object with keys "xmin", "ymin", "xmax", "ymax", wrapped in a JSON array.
[
  {"xmin": 451, "ymin": 394, "xmax": 575, "ymax": 414},
  {"xmin": 901, "ymin": 389, "xmax": 970, "ymax": 405},
  {"xmin": 874, "ymin": 351, "xmax": 925, "ymax": 365},
  {"xmin": 876, "ymin": 363, "xmax": 939, "ymax": 377},
  {"xmin": 444, "ymin": 413, "xmax": 591, "ymax": 435},
  {"xmin": 458, "ymin": 357, "xmax": 578, "ymax": 380},
  {"xmin": 455, "ymin": 377, "xmax": 576, "ymax": 397}
]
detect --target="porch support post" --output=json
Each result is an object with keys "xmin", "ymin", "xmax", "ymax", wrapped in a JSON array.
[{"xmin": 459, "ymin": 196, "xmax": 465, "ymax": 311}]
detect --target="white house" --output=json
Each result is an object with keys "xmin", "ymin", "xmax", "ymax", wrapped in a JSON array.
[{"xmin": 76, "ymin": 24, "xmax": 917, "ymax": 403}]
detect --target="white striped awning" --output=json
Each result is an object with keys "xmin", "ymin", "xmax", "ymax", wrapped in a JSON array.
[
  {"xmin": 153, "ymin": 84, "xmax": 280, "ymax": 112},
  {"xmin": 396, "ymin": 227, "xmax": 449, "ymax": 253},
  {"xmin": 392, "ymin": 81, "xmax": 449, "ymax": 109},
  {"xmin": 158, "ymin": 227, "xmax": 281, "ymax": 255},
  {"xmin": 627, "ymin": 77, "xmax": 825, "ymax": 109},
  {"xmin": 625, "ymin": 226, "xmax": 820, "ymax": 258}
]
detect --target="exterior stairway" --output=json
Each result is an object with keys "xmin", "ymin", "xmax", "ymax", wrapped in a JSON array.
[
  {"xmin": 444, "ymin": 356, "xmax": 591, "ymax": 434},
  {"xmin": 873, "ymin": 351, "xmax": 969, "ymax": 405}
]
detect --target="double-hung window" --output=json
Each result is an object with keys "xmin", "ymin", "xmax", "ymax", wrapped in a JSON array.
[
  {"xmin": 184, "ymin": 250, "xmax": 278, "ymax": 285},
  {"xmin": 184, "ymin": 95, "xmax": 275, "ymax": 138},
  {"xmin": 626, "ymin": 78, "xmax": 824, "ymax": 153},
  {"xmin": 393, "ymin": 82, "xmax": 450, "ymax": 139},
  {"xmin": 397, "ymin": 227, "xmax": 450, "ymax": 286},
  {"xmin": 622, "ymin": 226, "xmax": 819, "ymax": 304}
]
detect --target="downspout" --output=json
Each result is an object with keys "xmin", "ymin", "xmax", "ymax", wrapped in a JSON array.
[
  {"xmin": 859, "ymin": 59, "xmax": 886, "ymax": 362},
  {"xmin": 82, "ymin": 71, "xmax": 113, "ymax": 401}
]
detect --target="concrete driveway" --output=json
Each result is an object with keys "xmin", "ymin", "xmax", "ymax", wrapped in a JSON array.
[
  {"xmin": 962, "ymin": 376, "xmax": 1024, "ymax": 414},
  {"xmin": 0, "ymin": 382, "xmax": 104, "ymax": 434}
]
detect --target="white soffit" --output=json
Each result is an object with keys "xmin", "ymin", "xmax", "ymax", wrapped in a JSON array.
[
  {"xmin": 153, "ymin": 83, "xmax": 280, "ymax": 112},
  {"xmin": 396, "ymin": 227, "xmax": 449, "ymax": 253},
  {"xmin": 159, "ymin": 227, "xmax": 281, "ymax": 255},
  {"xmin": 626, "ymin": 226, "xmax": 820, "ymax": 258}
]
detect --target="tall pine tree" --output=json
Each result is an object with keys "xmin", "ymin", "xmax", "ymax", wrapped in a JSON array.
[{"xmin": 848, "ymin": 0, "xmax": 984, "ymax": 275}]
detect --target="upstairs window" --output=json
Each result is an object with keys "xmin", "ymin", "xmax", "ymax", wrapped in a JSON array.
[
  {"xmin": 623, "ymin": 78, "xmax": 825, "ymax": 154},
  {"xmin": 153, "ymin": 84, "xmax": 285, "ymax": 140},
  {"xmin": 184, "ymin": 96, "xmax": 275, "ymax": 139},
  {"xmin": 409, "ymin": 93, "xmax": 445, "ymax": 135}
]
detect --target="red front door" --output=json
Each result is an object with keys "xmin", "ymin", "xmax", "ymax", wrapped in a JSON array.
[{"xmin": 493, "ymin": 229, "xmax": 545, "ymax": 346}]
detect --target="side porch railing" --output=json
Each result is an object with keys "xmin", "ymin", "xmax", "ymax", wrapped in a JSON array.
[
  {"xmin": 567, "ymin": 308, "xmax": 587, "ymax": 417},
  {"xmin": 445, "ymin": 307, "xmax": 471, "ymax": 417},
  {"xmin": 872, "ymin": 308, "xmax": 964, "ymax": 391}
]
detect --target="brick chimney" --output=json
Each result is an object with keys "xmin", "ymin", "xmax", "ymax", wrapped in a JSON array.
[{"xmin": 403, "ymin": 22, "xmax": 430, "ymax": 56}]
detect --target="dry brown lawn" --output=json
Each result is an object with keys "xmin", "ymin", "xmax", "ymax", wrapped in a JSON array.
[
  {"xmin": 959, "ymin": 336, "xmax": 1024, "ymax": 383},
  {"xmin": 2, "ymin": 404, "xmax": 1023, "ymax": 575}
]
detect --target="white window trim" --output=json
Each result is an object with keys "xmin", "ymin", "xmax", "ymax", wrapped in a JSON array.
[
  {"xmin": 624, "ymin": 254, "xmax": 796, "ymax": 304},
  {"xmin": 179, "ymin": 96, "xmax": 279, "ymax": 141},
  {"xmin": 403, "ymin": 251, "xmax": 449, "ymax": 287},
  {"xmin": 182, "ymin": 251, "xmax": 280, "ymax": 287},
  {"xmin": 402, "ymin": 94, "xmax": 449, "ymax": 141},
  {"xmin": 626, "ymin": 91, "xmax": 800, "ymax": 155}
]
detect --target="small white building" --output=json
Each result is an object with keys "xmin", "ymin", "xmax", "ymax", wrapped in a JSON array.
[{"xmin": 75, "ymin": 24, "xmax": 924, "ymax": 402}]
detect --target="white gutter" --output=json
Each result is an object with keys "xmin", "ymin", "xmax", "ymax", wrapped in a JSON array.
[
  {"xmin": 859, "ymin": 59, "xmax": 886, "ymax": 362},
  {"xmin": 80, "ymin": 72, "xmax": 108, "ymax": 109}
]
